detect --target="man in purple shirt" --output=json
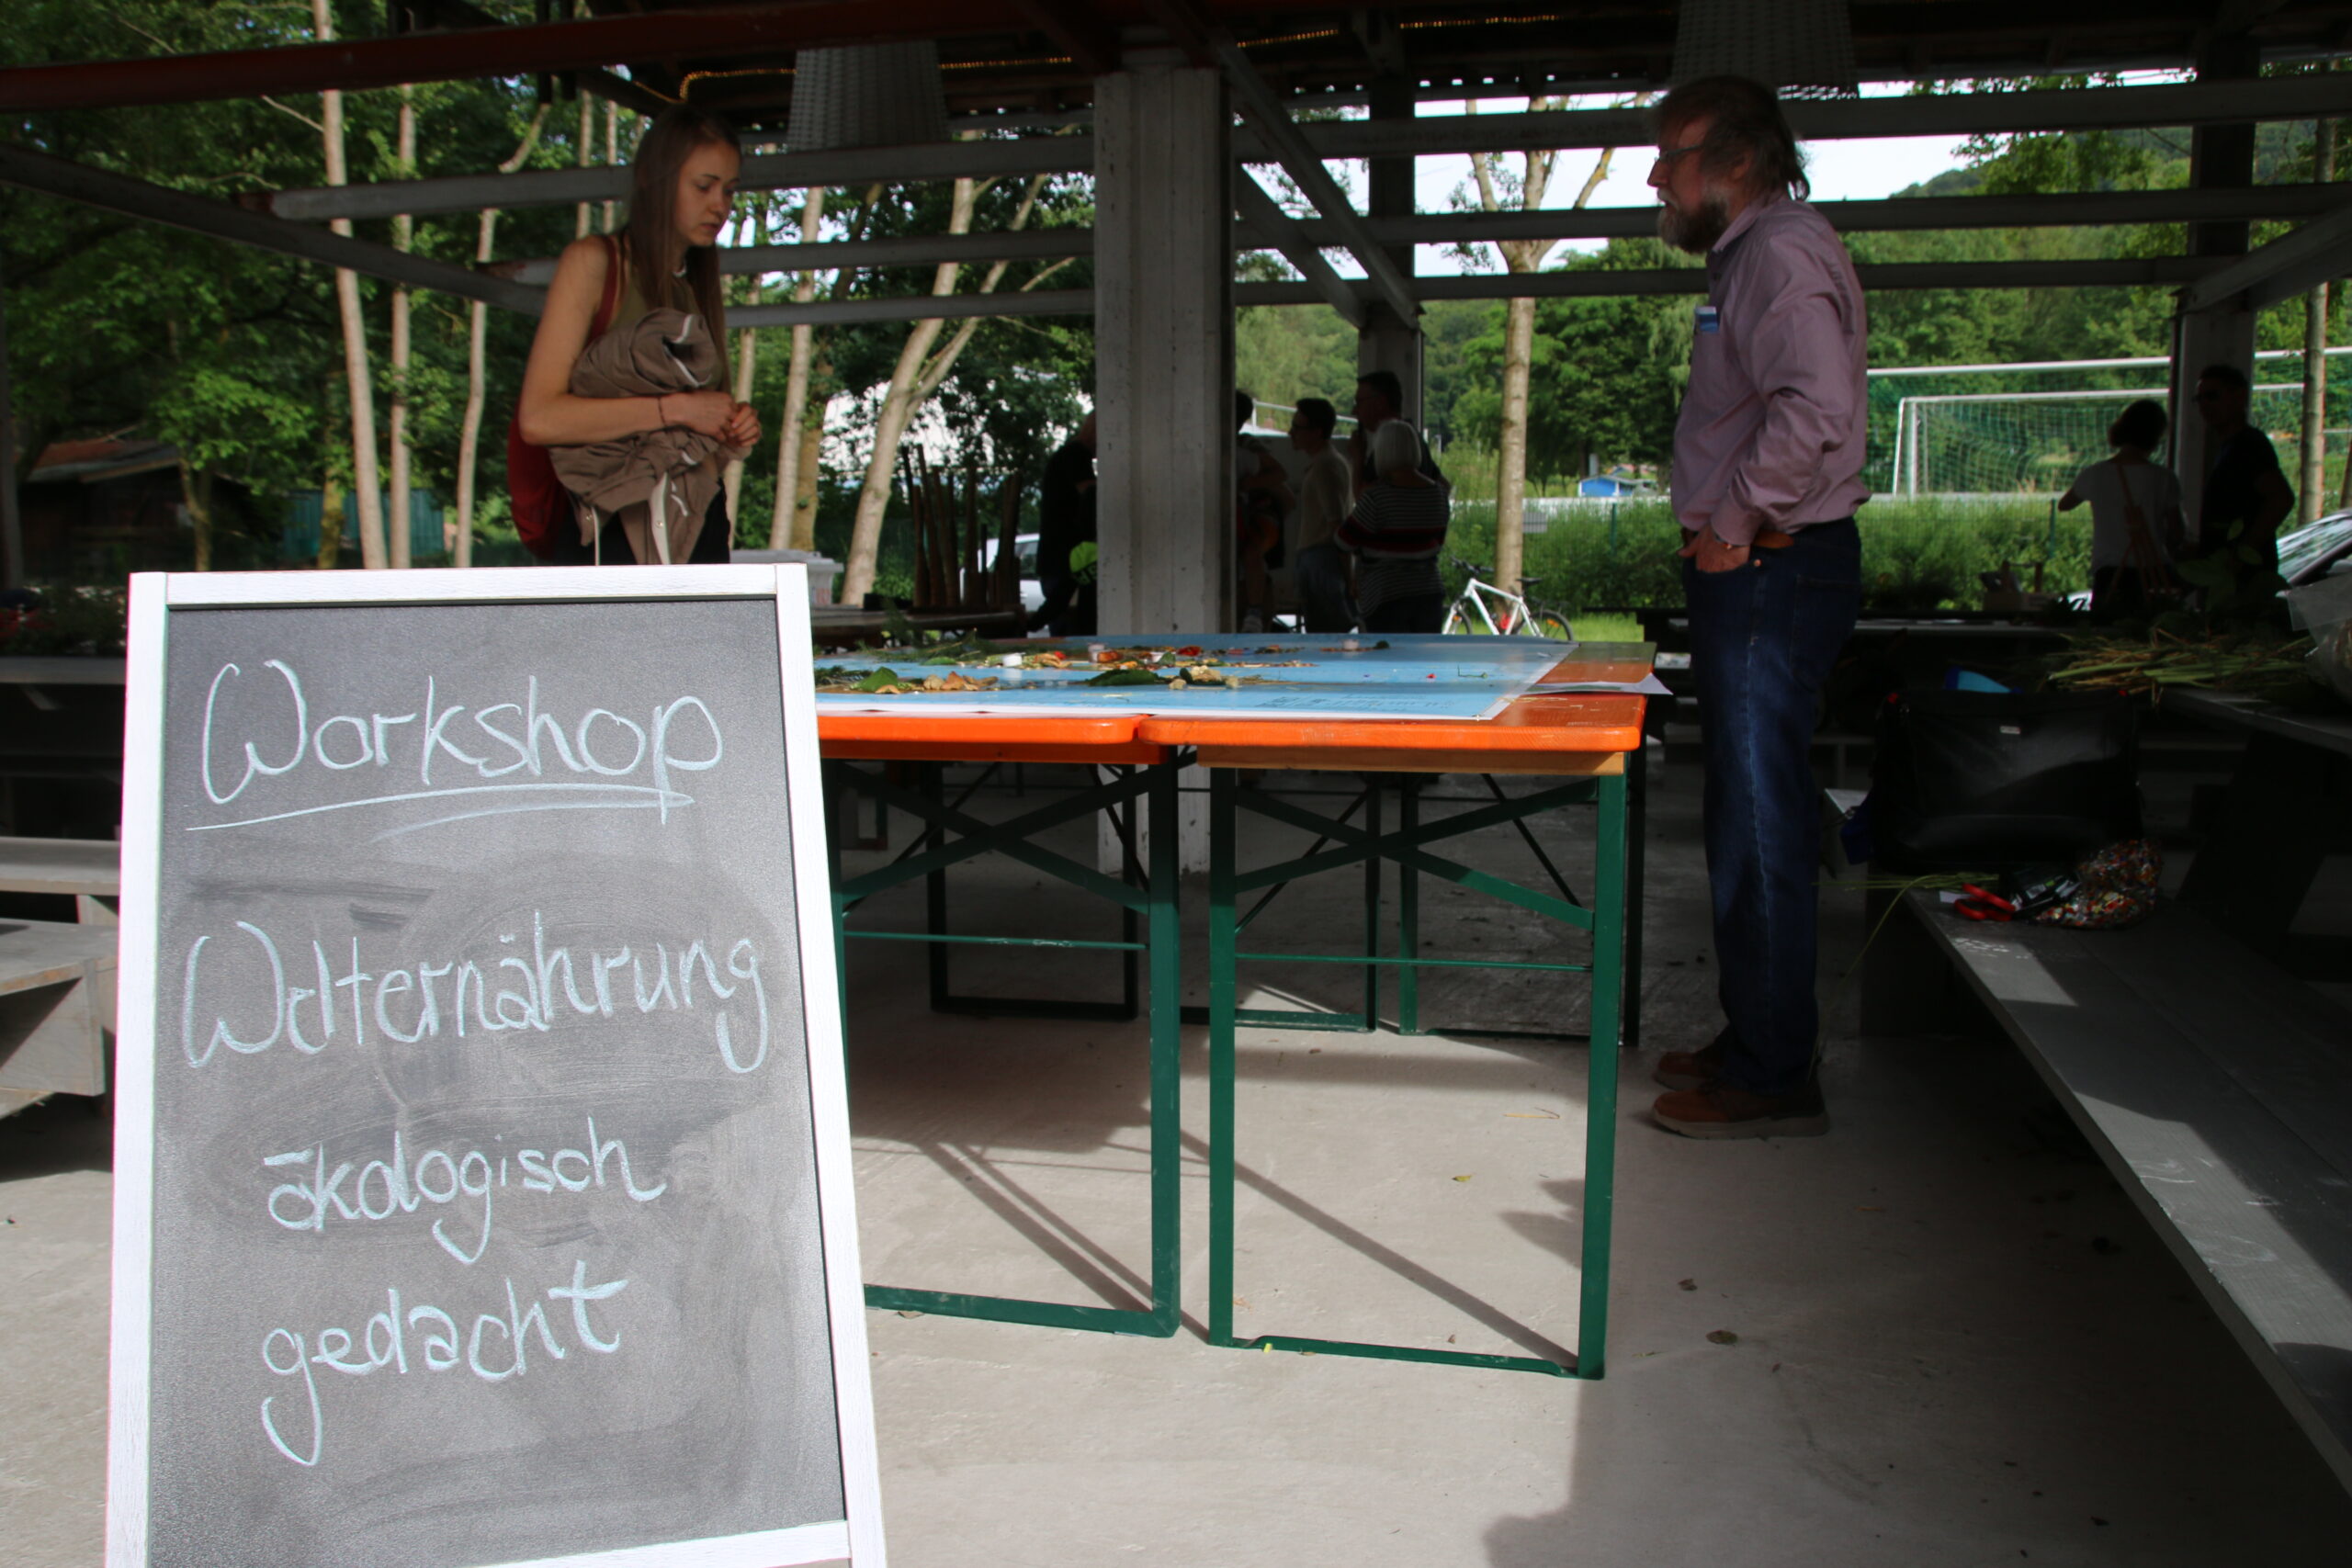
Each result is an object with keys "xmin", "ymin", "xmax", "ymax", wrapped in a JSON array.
[{"xmin": 1646, "ymin": 76, "xmax": 1866, "ymax": 1139}]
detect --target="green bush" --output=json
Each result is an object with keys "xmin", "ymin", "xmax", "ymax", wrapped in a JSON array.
[{"xmin": 1441, "ymin": 496, "xmax": 2092, "ymax": 612}]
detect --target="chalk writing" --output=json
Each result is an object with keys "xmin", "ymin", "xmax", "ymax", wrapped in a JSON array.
[
  {"xmin": 198, "ymin": 660, "xmax": 723, "ymax": 832},
  {"xmin": 265, "ymin": 1114, "xmax": 666, "ymax": 1265},
  {"xmin": 181, "ymin": 914, "xmax": 771, "ymax": 1073},
  {"xmin": 260, "ymin": 1260, "xmax": 629, "ymax": 1467}
]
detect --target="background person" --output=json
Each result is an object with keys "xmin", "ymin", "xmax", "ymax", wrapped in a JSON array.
[
  {"xmin": 1346, "ymin": 369, "xmax": 1440, "ymax": 495},
  {"xmin": 1288, "ymin": 397, "xmax": 1357, "ymax": 632},
  {"xmin": 1034, "ymin": 412, "xmax": 1098, "ymax": 636},
  {"xmin": 1643, "ymin": 75, "xmax": 1866, "ymax": 1141},
  {"xmin": 2190, "ymin": 363, "xmax": 2295, "ymax": 608},
  {"xmin": 1235, "ymin": 390, "xmax": 1292, "ymax": 633},
  {"xmin": 2058, "ymin": 399, "xmax": 2184, "ymax": 619},
  {"xmin": 1337, "ymin": 418, "xmax": 1450, "ymax": 633},
  {"xmin": 517, "ymin": 107, "xmax": 759, "ymax": 564}
]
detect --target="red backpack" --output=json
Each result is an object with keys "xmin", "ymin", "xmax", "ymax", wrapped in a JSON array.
[{"xmin": 508, "ymin": 235, "xmax": 623, "ymax": 560}]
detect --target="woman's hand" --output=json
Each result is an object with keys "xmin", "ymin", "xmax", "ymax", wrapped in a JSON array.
[
  {"xmin": 659, "ymin": 389, "xmax": 738, "ymax": 438},
  {"xmin": 720, "ymin": 400, "xmax": 762, "ymax": 454}
]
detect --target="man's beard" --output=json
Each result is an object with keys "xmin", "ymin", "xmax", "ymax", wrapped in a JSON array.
[{"xmin": 1658, "ymin": 188, "xmax": 1734, "ymax": 254}]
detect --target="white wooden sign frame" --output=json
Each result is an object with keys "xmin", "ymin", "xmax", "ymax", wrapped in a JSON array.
[{"xmin": 106, "ymin": 565, "xmax": 884, "ymax": 1568}]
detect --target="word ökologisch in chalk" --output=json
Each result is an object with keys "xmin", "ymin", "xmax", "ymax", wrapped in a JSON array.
[
  {"xmin": 181, "ymin": 912, "xmax": 775, "ymax": 1073},
  {"xmin": 266, "ymin": 1114, "xmax": 668, "ymax": 1267}
]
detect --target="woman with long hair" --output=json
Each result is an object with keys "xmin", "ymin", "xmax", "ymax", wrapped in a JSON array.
[
  {"xmin": 517, "ymin": 107, "xmax": 759, "ymax": 563},
  {"xmin": 2057, "ymin": 398, "xmax": 2184, "ymax": 618}
]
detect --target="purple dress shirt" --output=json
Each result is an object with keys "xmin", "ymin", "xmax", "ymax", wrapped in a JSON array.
[{"xmin": 1671, "ymin": 194, "xmax": 1870, "ymax": 547}]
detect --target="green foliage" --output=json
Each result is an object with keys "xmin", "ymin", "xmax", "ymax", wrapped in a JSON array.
[
  {"xmin": 1440, "ymin": 498, "xmax": 2093, "ymax": 613},
  {"xmin": 1450, "ymin": 240, "xmax": 1691, "ymax": 483}
]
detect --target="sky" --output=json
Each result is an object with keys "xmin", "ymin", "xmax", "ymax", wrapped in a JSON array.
[{"xmin": 1370, "ymin": 85, "xmax": 1974, "ymax": 278}]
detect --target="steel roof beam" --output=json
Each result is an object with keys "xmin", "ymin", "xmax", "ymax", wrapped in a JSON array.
[
  {"xmin": 727, "ymin": 254, "xmax": 2238, "ymax": 327},
  {"xmin": 495, "ymin": 182, "xmax": 2338, "ymax": 279},
  {"xmin": 1274, "ymin": 74, "xmax": 2352, "ymax": 161},
  {"xmin": 270, "ymin": 136, "xmax": 1091, "ymax": 222},
  {"xmin": 0, "ymin": 142, "xmax": 546, "ymax": 314},
  {"xmin": 1233, "ymin": 170, "xmax": 1367, "ymax": 328},
  {"xmin": 2181, "ymin": 186, "xmax": 2352, "ymax": 313}
]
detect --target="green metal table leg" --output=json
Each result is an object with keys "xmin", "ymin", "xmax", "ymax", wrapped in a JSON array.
[
  {"xmin": 1363, "ymin": 784, "xmax": 1382, "ymax": 1033},
  {"xmin": 1577, "ymin": 768, "xmax": 1628, "ymax": 1378},
  {"xmin": 1203, "ymin": 759, "xmax": 1634, "ymax": 1377},
  {"xmin": 1399, "ymin": 782, "xmax": 1420, "ymax": 1037},
  {"xmin": 831, "ymin": 755, "xmax": 1182, "ymax": 1337},
  {"xmin": 1145, "ymin": 761, "xmax": 1182, "ymax": 1334},
  {"xmin": 1208, "ymin": 768, "xmax": 1241, "ymax": 1348}
]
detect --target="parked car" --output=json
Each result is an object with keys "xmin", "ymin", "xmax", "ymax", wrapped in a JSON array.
[{"xmin": 2278, "ymin": 509, "xmax": 2352, "ymax": 587}]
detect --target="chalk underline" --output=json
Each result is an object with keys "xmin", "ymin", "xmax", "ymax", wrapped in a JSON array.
[{"xmin": 190, "ymin": 782, "xmax": 695, "ymax": 832}]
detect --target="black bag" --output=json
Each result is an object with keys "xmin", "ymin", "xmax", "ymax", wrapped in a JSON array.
[{"xmin": 1869, "ymin": 690, "xmax": 2141, "ymax": 872}]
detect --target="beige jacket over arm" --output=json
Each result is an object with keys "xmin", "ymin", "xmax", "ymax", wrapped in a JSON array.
[{"xmin": 548, "ymin": 307, "xmax": 725, "ymax": 565}]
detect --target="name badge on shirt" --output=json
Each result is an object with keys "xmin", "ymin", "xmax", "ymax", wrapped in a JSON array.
[{"xmin": 1694, "ymin": 305, "xmax": 1721, "ymax": 334}]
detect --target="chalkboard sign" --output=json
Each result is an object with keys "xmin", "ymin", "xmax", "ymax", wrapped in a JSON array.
[{"xmin": 107, "ymin": 567, "xmax": 882, "ymax": 1568}]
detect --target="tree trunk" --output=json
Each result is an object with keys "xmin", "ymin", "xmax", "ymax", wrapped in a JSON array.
[
  {"xmin": 1494, "ymin": 294, "xmax": 1536, "ymax": 598},
  {"xmin": 575, "ymin": 96, "xmax": 595, "ymax": 240},
  {"xmin": 318, "ymin": 457, "xmax": 344, "ymax": 572},
  {"xmin": 721, "ymin": 198, "xmax": 766, "ymax": 530},
  {"xmin": 840, "ymin": 174, "xmax": 980, "ymax": 604},
  {"xmin": 790, "ymin": 414, "xmax": 825, "ymax": 552},
  {"xmin": 770, "ymin": 186, "xmax": 828, "ymax": 547},
  {"xmin": 2304, "ymin": 118, "xmax": 2335, "ymax": 525},
  {"xmin": 1470, "ymin": 104, "xmax": 1628, "ymax": 603},
  {"xmin": 603, "ymin": 101, "xmax": 621, "ymax": 233},
  {"xmin": 178, "ymin": 455, "xmax": 213, "ymax": 572},
  {"xmin": 388, "ymin": 86, "xmax": 416, "ymax": 569},
  {"xmin": 455, "ymin": 107, "xmax": 548, "ymax": 568},
  {"xmin": 842, "ymin": 320, "xmax": 953, "ymax": 604},
  {"xmin": 316, "ymin": 0, "xmax": 387, "ymax": 570},
  {"xmin": 837, "ymin": 171, "xmax": 1066, "ymax": 602}
]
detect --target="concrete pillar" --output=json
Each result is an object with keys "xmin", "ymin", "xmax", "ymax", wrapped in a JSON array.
[
  {"xmin": 1356, "ymin": 64, "xmax": 1424, "ymax": 431},
  {"xmin": 1094, "ymin": 55, "xmax": 1232, "ymax": 636},
  {"xmin": 0, "ymin": 278, "xmax": 21, "ymax": 592},
  {"xmin": 2171, "ymin": 30, "xmax": 2261, "ymax": 536},
  {"xmin": 1094, "ymin": 51, "xmax": 1230, "ymax": 872}
]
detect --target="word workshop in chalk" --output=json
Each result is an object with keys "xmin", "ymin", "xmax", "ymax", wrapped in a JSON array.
[{"xmin": 6, "ymin": 6, "xmax": 2352, "ymax": 1567}]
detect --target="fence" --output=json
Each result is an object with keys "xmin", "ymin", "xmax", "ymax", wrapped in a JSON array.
[{"xmin": 283, "ymin": 489, "xmax": 450, "ymax": 562}]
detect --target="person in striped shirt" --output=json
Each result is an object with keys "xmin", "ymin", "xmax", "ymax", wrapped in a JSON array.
[{"xmin": 1337, "ymin": 419, "xmax": 1450, "ymax": 633}]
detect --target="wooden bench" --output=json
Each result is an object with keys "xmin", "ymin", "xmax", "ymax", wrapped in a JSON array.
[
  {"xmin": 0, "ymin": 833, "xmax": 122, "ymax": 923},
  {"xmin": 1889, "ymin": 890, "xmax": 2352, "ymax": 1492},
  {"xmin": 0, "ymin": 838, "xmax": 121, "ymax": 1116},
  {"xmin": 0, "ymin": 919, "xmax": 119, "ymax": 1118}
]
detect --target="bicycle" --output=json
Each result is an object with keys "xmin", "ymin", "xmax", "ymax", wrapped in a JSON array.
[{"xmin": 1442, "ymin": 556, "xmax": 1576, "ymax": 638}]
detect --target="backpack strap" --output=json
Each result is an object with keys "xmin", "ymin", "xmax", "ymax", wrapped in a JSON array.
[{"xmin": 590, "ymin": 232, "xmax": 624, "ymax": 341}]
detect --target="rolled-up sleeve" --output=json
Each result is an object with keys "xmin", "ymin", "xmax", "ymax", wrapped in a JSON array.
[{"xmin": 1710, "ymin": 249, "xmax": 1862, "ymax": 547}]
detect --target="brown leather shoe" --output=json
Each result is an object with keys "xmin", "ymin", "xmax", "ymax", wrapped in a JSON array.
[
  {"xmin": 1653, "ymin": 1082, "xmax": 1829, "ymax": 1139},
  {"xmin": 1652, "ymin": 1040, "xmax": 1724, "ymax": 1092}
]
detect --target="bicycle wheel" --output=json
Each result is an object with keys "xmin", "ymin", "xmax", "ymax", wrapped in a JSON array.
[
  {"xmin": 1442, "ymin": 603, "xmax": 1476, "ymax": 636},
  {"xmin": 1531, "ymin": 612, "xmax": 1575, "ymax": 640}
]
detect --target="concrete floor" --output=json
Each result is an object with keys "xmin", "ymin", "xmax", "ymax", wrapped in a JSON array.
[{"xmin": 7, "ymin": 753, "xmax": 2352, "ymax": 1565}]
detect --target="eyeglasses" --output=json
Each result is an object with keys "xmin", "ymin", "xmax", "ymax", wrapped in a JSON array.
[{"xmin": 1652, "ymin": 141, "xmax": 1705, "ymax": 170}]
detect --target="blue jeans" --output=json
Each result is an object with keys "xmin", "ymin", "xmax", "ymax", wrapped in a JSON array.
[
  {"xmin": 1294, "ymin": 542, "xmax": 1356, "ymax": 632},
  {"xmin": 1681, "ymin": 520, "xmax": 1861, "ymax": 1097}
]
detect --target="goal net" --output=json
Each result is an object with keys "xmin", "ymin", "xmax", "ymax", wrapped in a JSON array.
[{"xmin": 1867, "ymin": 352, "xmax": 2352, "ymax": 499}]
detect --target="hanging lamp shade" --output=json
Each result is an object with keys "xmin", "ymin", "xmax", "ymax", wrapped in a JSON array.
[
  {"xmin": 1668, "ymin": 0, "xmax": 1859, "ymax": 100},
  {"xmin": 786, "ymin": 41, "xmax": 950, "ymax": 150}
]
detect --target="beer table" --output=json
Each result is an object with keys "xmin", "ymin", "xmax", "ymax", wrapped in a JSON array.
[
  {"xmin": 817, "ymin": 709, "xmax": 1185, "ymax": 1339},
  {"xmin": 819, "ymin": 642, "xmax": 1648, "ymax": 1375},
  {"xmin": 1137, "ymin": 669, "xmax": 1647, "ymax": 1380}
]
